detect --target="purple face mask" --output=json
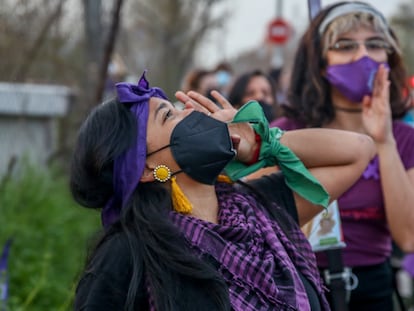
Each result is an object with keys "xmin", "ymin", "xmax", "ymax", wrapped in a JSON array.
[{"xmin": 326, "ymin": 56, "xmax": 389, "ymax": 103}]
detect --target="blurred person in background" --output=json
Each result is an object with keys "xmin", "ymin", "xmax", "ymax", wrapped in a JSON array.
[
  {"xmin": 181, "ymin": 67, "xmax": 218, "ymax": 96},
  {"xmin": 228, "ymin": 69, "xmax": 279, "ymax": 123},
  {"xmin": 268, "ymin": 67, "xmax": 287, "ymax": 105},
  {"xmin": 175, "ymin": 67, "xmax": 218, "ymax": 109},
  {"xmin": 399, "ymin": 77, "xmax": 414, "ymax": 310},
  {"xmin": 271, "ymin": 2, "xmax": 414, "ymax": 310},
  {"xmin": 401, "ymin": 76, "xmax": 414, "ymax": 126},
  {"xmin": 213, "ymin": 62, "xmax": 234, "ymax": 97}
]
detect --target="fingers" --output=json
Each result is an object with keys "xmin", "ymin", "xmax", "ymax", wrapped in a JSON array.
[
  {"xmin": 372, "ymin": 64, "xmax": 390, "ymax": 99},
  {"xmin": 187, "ymin": 90, "xmax": 222, "ymax": 113},
  {"xmin": 175, "ymin": 89, "xmax": 237, "ymax": 122},
  {"xmin": 230, "ymin": 134, "xmax": 241, "ymax": 151},
  {"xmin": 175, "ymin": 91, "xmax": 208, "ymax": 112},
  {"xmin": 174, "ymin": 91, "xmax": 189, "ymax": 104},
  {"xmin": 362, "ymin": 95, "xmax": 371, "ymax": 109},
  {"xmin": 210, "ymin": 90, "xmax": 233, "ymax": 109},
  {"xmin": 181, "ymin": 90, "xmax": 234, "ymax": 111},
  {"xmin": 175, "ymin": 91, "xmax": 196, "ymax": 108},
  {"xmin": 175, "ymin": 90, "xmax": 213, "ymax": 113}
]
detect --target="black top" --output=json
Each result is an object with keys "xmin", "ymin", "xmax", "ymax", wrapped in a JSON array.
[
  {"xmin": 248, "ymin": 173, "xmax": 321, "ymax": 311},
  {"xmin": 74, "ymin": 173, "xmax": 321, "ymax": 310}
]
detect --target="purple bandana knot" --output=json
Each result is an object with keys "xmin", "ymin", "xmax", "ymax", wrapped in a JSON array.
[
  {"xmin": 116, "ymin": 70, "xmax": 167, "ymax": 104},
  {"xmin": 101, "ymin": 71, "xmax": 168, "ymax": 229}
]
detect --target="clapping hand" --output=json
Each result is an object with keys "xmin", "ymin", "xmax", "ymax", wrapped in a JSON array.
[{"xmin": 362, "ymin": 64, "xmax": 394, "ymax": 145}]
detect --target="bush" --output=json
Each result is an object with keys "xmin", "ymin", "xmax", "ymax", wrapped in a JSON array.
[{"xmin": 0, "ymin": 163, "xmax": 100, "ymax": 311}]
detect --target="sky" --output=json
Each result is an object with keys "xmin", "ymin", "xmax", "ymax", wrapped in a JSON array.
[{"xmin": 197, "ymin": 0, "xmax": 405, "ymax": 67}]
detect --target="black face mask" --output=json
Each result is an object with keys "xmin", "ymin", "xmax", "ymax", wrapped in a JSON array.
[
  {"xmin": 258, "ymin": 100, "xmax": 275, "ymax": 123},
  {"xmin": 148, "ymin": 111, "xmax": 236, "ymax": 184}
]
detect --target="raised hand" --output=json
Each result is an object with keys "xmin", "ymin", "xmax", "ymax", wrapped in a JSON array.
[
  {"xmin": 362, "ymin": 64, "xmax": 394, "ymax": 145},
  {"xmin": 174, "ymin": 90, "xmax": 258, "ymax": 163},
  {"xmin": 175, "ymin": 90, "xmax": 236, "ymax": 122}
]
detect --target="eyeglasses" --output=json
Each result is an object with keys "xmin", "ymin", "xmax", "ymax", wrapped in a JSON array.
[{"xmin": 328, "ymin": 38, "xmax": 393, "ymax": 54}]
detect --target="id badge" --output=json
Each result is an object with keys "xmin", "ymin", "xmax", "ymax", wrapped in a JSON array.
[{"xmin": 301, "ymin": 200, "xmax": 346, "ymax": 252}]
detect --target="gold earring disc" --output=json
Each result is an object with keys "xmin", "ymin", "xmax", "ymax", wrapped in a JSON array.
[{"xmin": 154, "ymin": 165, "xmax": 171, "ymax": 182}]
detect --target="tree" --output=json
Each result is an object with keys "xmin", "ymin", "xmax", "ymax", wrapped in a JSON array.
[
  {"xmin": 0, "ymin": 0, "xmax": 77, "ymax": 83},
  {"xmin": 0, "ymin": 0, "xmax": 229, "ymax": 161},
  {"xmin": 82, "ymin": 0, "xmax": 125, "ymax": 108},
  {"xmin": 390, "ymin": 0, "xmax": 414, "ymax": 74},
  {"xmin": 118, "ymin": 0, "xmax": 228, "ymax": 97}
]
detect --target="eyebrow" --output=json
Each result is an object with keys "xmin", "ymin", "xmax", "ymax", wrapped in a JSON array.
[
  {"xmin": 336, "ymin": 35, "xmax": 385, "ymax": 41},
  {"xmin": 154, "ymin": 102, "xmax": 168, "ymax": 121}
]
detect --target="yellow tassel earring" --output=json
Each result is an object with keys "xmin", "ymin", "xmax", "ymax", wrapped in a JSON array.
[
  {"xmin": 170, "ymin": 176, "xmax": 192, "ymax": 214},
  {"xmin": 153, "ymin": 165, "xmax": 192, "ymax": 214},
  {"xmin": 217, "ymin": 174, "xmax": 232, "ymax": 184}
]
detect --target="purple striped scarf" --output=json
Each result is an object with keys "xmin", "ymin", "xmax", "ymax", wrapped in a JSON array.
[{"xmin": 170, "ymin": 182, "xmax": 329, "ymax": 311}]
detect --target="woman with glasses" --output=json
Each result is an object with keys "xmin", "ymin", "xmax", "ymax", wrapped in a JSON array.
[{"xmin": 271, "ymin": 2, "xmax": 414, "ymax": 310}]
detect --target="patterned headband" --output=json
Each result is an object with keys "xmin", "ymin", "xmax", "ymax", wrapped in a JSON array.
[{"xmin": 319, "ymin": 2, "xmax": 388, "ymax": 35}]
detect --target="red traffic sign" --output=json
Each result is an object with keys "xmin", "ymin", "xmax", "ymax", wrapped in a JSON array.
[
  {"xmin": 268, "ymin": 18, "xmax": 290, "ymax": 45},
  {"xmin": 409, "ymin": 75, "xmax": 414, "ymax": 88}
]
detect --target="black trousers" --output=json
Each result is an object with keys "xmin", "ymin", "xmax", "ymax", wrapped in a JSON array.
[{"xmin": 322, "ymin": 260, "xmax": 394, "ymax": 311}]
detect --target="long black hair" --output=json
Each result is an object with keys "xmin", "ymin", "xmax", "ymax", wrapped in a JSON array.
[{"xmin": 70, "ymin": 99, "xmax": 230, "ymax": 310}]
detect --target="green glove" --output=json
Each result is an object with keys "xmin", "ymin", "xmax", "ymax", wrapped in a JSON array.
[{"xmin": 225, "ymin": 100, "xmax": 330, "ymax": 208}]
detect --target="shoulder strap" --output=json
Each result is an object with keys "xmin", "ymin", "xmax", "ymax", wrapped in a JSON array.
[{"xmin": 322, "ymin": 248, "xmax": 348, "ymax": 311}]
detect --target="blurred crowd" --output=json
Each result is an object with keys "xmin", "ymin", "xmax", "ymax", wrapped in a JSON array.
[{"xmin": 176, "ymin": 62, "xmax": 290, "ymax": 124}]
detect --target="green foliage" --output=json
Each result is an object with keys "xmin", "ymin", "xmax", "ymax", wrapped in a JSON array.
[{"xmin": 0, "ymin": 164, "xmax": 101, "ymax": 311}]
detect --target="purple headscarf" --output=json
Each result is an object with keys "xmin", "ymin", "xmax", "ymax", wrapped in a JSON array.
[{"xmin": 101, "ymin": 71, "xmax": 168, "ymax": 228}]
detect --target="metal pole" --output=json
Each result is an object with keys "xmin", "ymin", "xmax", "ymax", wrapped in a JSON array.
[
  {"xmin": 276, "ymin": 0, "xmax": 283, "ymax": 17},
  {"xmin": 271, "ymin": 0, "xmax": 284, "ymax": 69},
  {"xmin": 308, "ymin": 0, "xmax": 321, "ymax": 20}
]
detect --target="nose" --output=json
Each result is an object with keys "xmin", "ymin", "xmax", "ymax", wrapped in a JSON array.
[
  {"xmin": 255, "ymin": 93, "xmax": 264, "ymax": 101},
  {"xmin": 248, "ymin": 92, "xmax": 264, "ymax": 103},
  {"xmin": 352, "ymin": 42, "xmax": 369, "ymax": 61}
]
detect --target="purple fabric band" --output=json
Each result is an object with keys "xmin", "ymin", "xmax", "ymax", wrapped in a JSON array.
[
  {"xmin": 403, "ymin": 254, "xmax": 414, "ymax": 277},
  {"xmin": 0, "ymin": 239, "xmax": 12, "ymax": 302},
  {"xmin": 101, "ymin": 71, "xmax": 168, "ymax": 228}
]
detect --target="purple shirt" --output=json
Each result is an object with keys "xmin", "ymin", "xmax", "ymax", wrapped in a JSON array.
[{"xmin": 271, "ymin": 117, "xmax": 414, "ymax": 267}]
